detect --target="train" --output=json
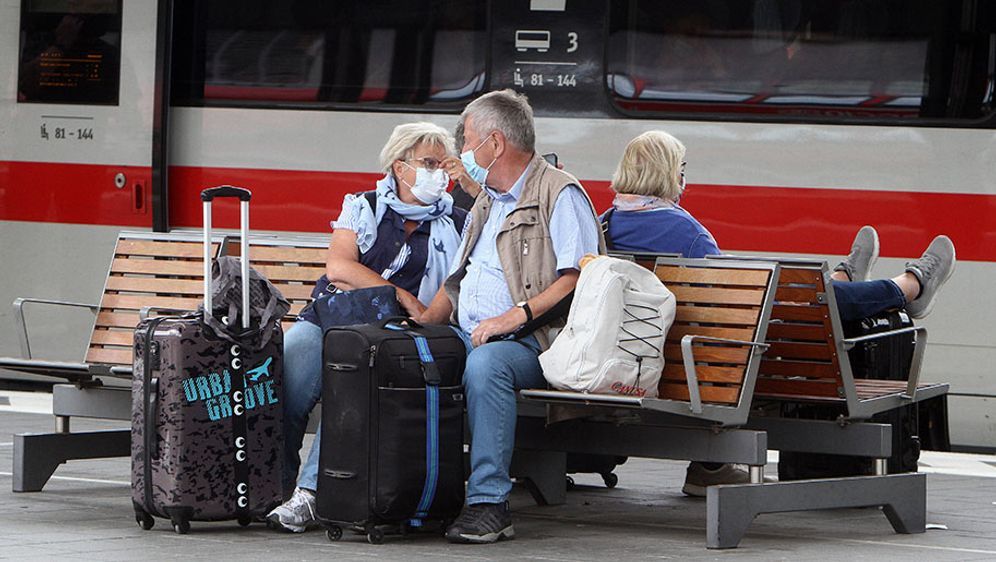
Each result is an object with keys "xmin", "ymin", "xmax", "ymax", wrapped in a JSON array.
[{"xmin": 1, "ymin": 0, "xmax": 994, "ymax": 450}]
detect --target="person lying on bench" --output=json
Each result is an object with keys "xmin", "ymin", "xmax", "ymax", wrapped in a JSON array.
[
  {"xmin": 268, "ymin": 122, "xmax": 468, "ymax": 533},
  {"xmin": 601, "ymin": 129, "xmax": 957, "ymax": 496},
  {"xmin": 420, "ymin": 89, "xmax": 604, "ymax": 544}
]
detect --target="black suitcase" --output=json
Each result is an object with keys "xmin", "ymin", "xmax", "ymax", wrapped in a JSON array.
[
  {"xmin": 778, "ymin": 310, "xmax": 924, "ymax": 479},
  {"xmin": 132, "ymin": 186, "xmax": 284, "ymax": 533},
  {"xmin": 566, "ymin": 454, "xmax": 627, "ymax": 489},
  {"xmin": 317, "ymin": 318, "xmax": 466, "ymax": 544}
]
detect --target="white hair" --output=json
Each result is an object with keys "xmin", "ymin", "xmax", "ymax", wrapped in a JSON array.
[
  {"xmin": 611, "ymin": 130, "xmax": 686, "ymax": 200},
  {"xmin": 378, "ymin": 122, "xmax": 455, "ymax": 172},
  {"xmin": 461, "ymin": 89, "xmax": 535, "ymax": 152}
]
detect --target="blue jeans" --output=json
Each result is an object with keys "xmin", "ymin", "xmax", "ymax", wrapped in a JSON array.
[
  {"xmin": 281, "ymin": 320, "xmax": 323, "ymax": 492},
  {"xmin": 452, "ymin": 329, "xmax": 547, "ymax": 505},
  {"xmin": 832, "ymin": 280, "xmax": 907, "ymax": 323}
]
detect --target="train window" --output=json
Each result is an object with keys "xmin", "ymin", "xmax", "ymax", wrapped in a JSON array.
[
  {"xmin": 171, "ymin": 1, "xmax": 488, "ymax": 109},
  {"xmin": 17, "ymin": 0, "xmax": 122, "ymax": 105},
  {"xmin": 606, "ymin": 0, "xmax": 996, "ymax": 123}
]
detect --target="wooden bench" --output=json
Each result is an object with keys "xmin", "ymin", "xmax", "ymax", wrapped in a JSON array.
[
  {"xmin": 517, "ymin": 255, "xmax": 935, "ymax": 548},
  {"xmin": 4, "ymin": 231, "xmax": 329, "ymax": 492}
]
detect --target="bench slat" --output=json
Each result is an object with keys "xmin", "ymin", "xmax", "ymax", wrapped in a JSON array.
[
  {"xmin": 253, "ymin": 265, "xmax": 325, "ymax": 283},
  {"xmin": 668, "ymin": 286, "xmax": 765, "ymax": 306},
  {"xmin": 116, "ymin": 239, "xmax": 217, "ymax": 258},
  {"xmin": 664, "ymin": 343, "xmax": 750, "ymax": 365},
  {"xmin": 111, "ymin": 258, "xmax": 204, "ymax": 277},
  {"xmin": 755, "ymin": 377, "xmax": 840, "ymax": 398},
  {"xmin": 766, "ymin": 341, "xmax": 834, "ymax": 361},
  {"xmin": 90, "ymin": 330, "xmax": 136, "ymax": 346},
  {"xmin": 248, "ymin": 246, "xmax": 327, "ymax": 264},
  {"xmin": 666, "ymin": 325, "xmax": 756, "ymax": 343},
  {"xmin": 770, "ymin": 304, "xmax": 826, "ymax": 322},
  {"xmin": 766, "ymin": 323, "xmax": 828, "ymax": 342},
  {"xmin": 661, "ymin": 363, "xmax": 746, "ymax": 384},
  {"xmin": 655, "ymin": 265, "xmax": 771, "ymax": 287},
  {"xmin": 85, "ymin": 347, "xmax": 133, "ymax": 365},
  {"xmin": 759, "ymin": 359, "xmax": 838, "ymax": 379},
  {"xmin": 777, "ymin": 268, "xmax": 823, "ymax": 285},
  {"xmin": 101, "ymin": 294, "xmax": 203, "ymax": 311},
  {"xmin": 774, "ymin": 286, "xmax": 820, "ymax": 304},
  {"xmin": 675, "ymin": 305, "xmax": 760, "ymax": 326},
  {"xmin": 105, "ymin": 276, "xmax": 205, "ymax": 295},
  {"xmin": 658, "ymin": 382, "xmax": 740, "ymax": 404},
  {"xmin": 95, "ymin": 311, "xmax": 142, "ymax": 330}
]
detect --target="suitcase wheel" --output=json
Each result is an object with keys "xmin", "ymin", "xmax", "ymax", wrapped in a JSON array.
[
  {"xmin": 135, "ymin": 510, "xmax": 154, "ymax": 531},
  {"xmin": 566, "ymin": 476, "xmax": 576, "ymax": 491},
  {"xmin": 237, "ymin": 516, "xmax": 252, "ymax": 528},
  {"xmin": 172, "ymin": 519, "xmax": 190, "ymax": 535},
  {"xmin": 326, "ymin": 525, "xmax": 343, "ymax": 542},
  {"xmin": 602, "ymin": 472, "xmax": 619, "ymax": 488},
  {"xmin": 366, "ymin": 527, "xmax": 385, "ymax": 545}
]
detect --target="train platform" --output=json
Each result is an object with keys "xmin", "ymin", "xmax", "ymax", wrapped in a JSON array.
[{"xmin": 2, "ymin": 394, "xmax": 995, "ymax": 561}]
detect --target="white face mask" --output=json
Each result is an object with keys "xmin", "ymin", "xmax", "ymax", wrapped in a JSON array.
[{"xmin": 403, "ymin": 165, "xmax": 450, "ymax": 205}]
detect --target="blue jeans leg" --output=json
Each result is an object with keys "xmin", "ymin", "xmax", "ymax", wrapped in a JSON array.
[
  {"xmin": 456, "ymin": 330, "xmax": 547, "ymax": 505},
  {"xmin": 281, "ymin": 320, "xmax": 324, "ymax": 492},
  {"xmin": 832, "ymin": 280, "xmax": 907, "ymax": 323}
]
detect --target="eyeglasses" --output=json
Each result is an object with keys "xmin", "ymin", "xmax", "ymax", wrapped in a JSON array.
[{"xmin": 404, "ymin": 157, "xmax": 443, "ymax": 172}]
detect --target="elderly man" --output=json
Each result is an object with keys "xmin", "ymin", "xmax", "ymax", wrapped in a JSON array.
[{"xmin": 421, "ymin": 89, "xmax": 604, "ymax": 544}]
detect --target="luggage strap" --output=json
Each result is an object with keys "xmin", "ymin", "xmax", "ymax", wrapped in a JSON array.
[{"xmin": 408, "ymin": 332, "xmax": 440, "ymax": 527}]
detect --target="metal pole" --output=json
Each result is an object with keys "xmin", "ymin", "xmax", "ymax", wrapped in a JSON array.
[
  {"xmin": 240, "ymin": 200, "xmax": 249, "ymax": 330},
  {"xmin": 749, "ymin": 465, "xmax": 764, "ymax": 484},
  {"xmin": 874, "ymin": 458, "xmax": 888, "ymax": 476}
]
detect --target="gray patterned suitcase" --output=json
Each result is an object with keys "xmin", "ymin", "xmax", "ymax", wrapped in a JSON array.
[{"xmin": 131, "ymin": 186, "xmax": 283, "ymax": 534}]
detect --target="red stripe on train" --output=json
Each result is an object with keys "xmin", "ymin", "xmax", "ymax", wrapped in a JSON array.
[{"xmin": 3, "ymin": 161, "xmax": 994, "ymax": 262}]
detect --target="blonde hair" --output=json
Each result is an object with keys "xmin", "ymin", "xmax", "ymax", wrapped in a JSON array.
[
  {"xmin": 378, "ymin": 122, "xmax": 455, "ymax": 172},
  {"xmin": 610, "ymin": 130, "xmax": 686, "ymax": 200}
]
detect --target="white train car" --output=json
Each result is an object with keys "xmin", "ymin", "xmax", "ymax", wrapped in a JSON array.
[{"xmin": 1, "ymin": 0, "xmax": 994, "ymax": 449}]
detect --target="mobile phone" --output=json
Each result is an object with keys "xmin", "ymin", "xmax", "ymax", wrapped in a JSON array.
[{"xmin": 542, "ymin": 152, "xmax": 558, "ymax": 168}]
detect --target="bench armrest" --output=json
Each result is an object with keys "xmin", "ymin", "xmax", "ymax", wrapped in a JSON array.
[
  {"xmin": 680, "ymin": 335, "xmax": 770, "ymax": 414},
  {"xmin": 13, "ymin": 298, "xmax": 99, "ymax": 359},
  {"xmin": 842, "ymin": 326, "xmax": 927, "ymax": 400},
  {"xmin": 139, "ymin": 306, "xmax": 194, "ymax": 321}
]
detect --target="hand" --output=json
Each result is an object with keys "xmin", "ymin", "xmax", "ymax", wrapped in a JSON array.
[
  {"xmin": 442, "ymin": 156, "xmax": 480, "ymax": 196},
  {"xmin": 397, "ymin": 289, "xmax": 427, "ymax": 319},
  {"xmin": 470, "ymin": 307, "xmax": 527, "ymax": 347}
]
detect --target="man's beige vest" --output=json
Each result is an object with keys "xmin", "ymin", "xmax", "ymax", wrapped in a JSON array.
[{"xmin": 444, "ymin": 153, "xmax": 607, "ymax": 350}]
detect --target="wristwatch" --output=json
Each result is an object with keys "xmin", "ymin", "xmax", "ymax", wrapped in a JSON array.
[{"xmin": 516, "ymin": 300, "xmax": 533, "ymax": 322}]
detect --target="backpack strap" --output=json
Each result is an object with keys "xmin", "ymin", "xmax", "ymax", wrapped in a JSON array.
[
  {"xmin": 362, "ymin": 190, "xmax": 377, "ymax": 211},
  {"xmin": 601, "ymin": 208, "xmax": 615, "ymax": 251}
]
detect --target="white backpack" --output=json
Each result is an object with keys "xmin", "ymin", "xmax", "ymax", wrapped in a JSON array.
[{"xmin": 539, "ymin": 256, "xmax": 676, "ymax": 398}]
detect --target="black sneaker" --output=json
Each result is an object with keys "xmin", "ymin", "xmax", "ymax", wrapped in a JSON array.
[{"xmin": 445, "ymin": 502, "xmax": 515, "ymax": 544}]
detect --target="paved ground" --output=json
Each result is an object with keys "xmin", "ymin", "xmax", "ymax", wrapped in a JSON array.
[{"xmin": 2, "ymin": 408, "xmax": 996, "ymax": 561}]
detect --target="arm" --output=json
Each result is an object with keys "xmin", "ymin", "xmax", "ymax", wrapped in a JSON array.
[
  {"xmin": 324, "ymin": 229, "xmax": 425, "ymax": 317},
  {"xmin": 470, "ymin": 270, "xmax": 579, "ymax": 347},
  {"xmin": 419, "ymin": 284, "xmax": 454, "ymax": 324}
]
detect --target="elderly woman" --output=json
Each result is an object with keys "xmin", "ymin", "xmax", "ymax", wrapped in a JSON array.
[
  {"xmin": 604, "ymin": 130, "xmax": 955, "ymax": 495},
  {"xmin": 268, "ymin": 122, "xmax": 467, "ymax": 533}
]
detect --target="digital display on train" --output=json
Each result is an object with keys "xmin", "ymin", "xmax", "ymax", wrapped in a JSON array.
[{"xmin": 17, "ymin": 0, "xmax": 122, "ymax": 105}]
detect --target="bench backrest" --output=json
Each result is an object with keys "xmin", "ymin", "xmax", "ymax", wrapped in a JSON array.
[
  {"xmin": 85, "ymin": 233, "xmax": 327, "ymax": 367},
  {"xmin": 752, "ymin": 260, "xmax": 849, "ymax": 401},
  {"xmin": 652, "ymin": 257, "xmax": 780, "ymax": 417}
]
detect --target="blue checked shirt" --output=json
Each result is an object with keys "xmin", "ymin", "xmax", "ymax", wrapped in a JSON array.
[{"xmin": 454, "ymin": 163, "xmax": 600, "ymax": 334}]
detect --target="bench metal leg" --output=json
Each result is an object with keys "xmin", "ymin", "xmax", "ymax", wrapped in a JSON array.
[
  {"xmin": 511, "ymin": 449, "xmax": 567, "ymax": 506},
  {"xmin": 12, "ymin": 429, "xmax": 131, "ymax": 492},
  {"xmin": 706, "ymin": 473, "xmax": 926, "ymax": 549}
]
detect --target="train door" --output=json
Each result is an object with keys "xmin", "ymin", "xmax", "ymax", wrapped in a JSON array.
[{"xmin": 0, "ymin": 0, "xmax": 159, "ymax": 367}]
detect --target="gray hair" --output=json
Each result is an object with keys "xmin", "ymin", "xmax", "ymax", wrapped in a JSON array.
[
  {"xmin": 611, "ymin": 130, "xmax": 687, "ymax": 200},
  {"xmin": 378, "ymin": 122, "xmax": 455, "ymax": 172},
  {"xmin": 461, "ymin": 89, "xmax": 535, "ymax": 152}
]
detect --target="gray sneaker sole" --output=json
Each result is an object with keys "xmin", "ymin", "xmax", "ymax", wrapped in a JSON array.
[
  {"xmin": 907, "ymin": 238, "xmax": 956, "ymax": 319},
  {"xmin": 266, "ymin": 513, "xmax": 311, "ymax": 534},
  {"xmin": 446, "ymin": 525, "xmax": 515, "ymax": 544}
]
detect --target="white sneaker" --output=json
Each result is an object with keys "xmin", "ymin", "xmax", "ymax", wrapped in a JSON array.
[{"xmin": 266, "ymin": 487, "xmax": 317, "ymax": 533}]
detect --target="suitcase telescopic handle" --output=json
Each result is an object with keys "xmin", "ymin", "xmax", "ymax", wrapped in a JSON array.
[
  {"xmin": 201, "ymin": 186, "xmax": 251, "ymax": 202},
  {"xmin": 202, "ymin": 185, "xmax": 251, "ymax": 330}
]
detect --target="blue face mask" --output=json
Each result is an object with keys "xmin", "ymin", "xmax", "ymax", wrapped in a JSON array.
[{"xmin": 459, "ymin": 135, "xmax": 496, "ymax": 186}]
